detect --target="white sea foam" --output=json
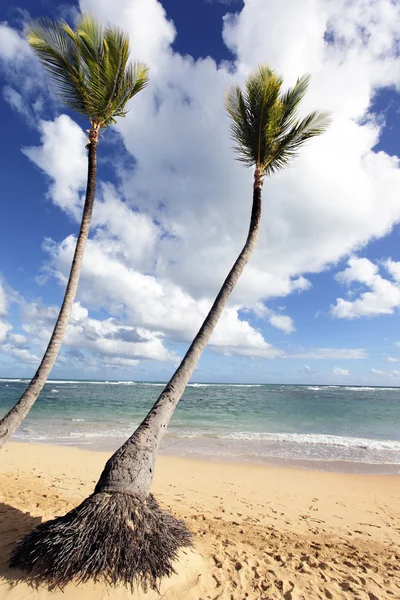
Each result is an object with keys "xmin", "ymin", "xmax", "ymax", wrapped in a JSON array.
[
  {"xmin": 165, "ymin": 430, "xmax": 400, "ymax": 451},
  {"xmin": 307, "ymin": 385, "xmax": 399, "ymax": 393},
  {"xmin": 104, "ymin": 381, "xmax": 136, "ymax": 385},
  {"xmin": 14, "ymin": 426, "xmax": 400, "ymax": 467},
  {"xmin": 344, "ymin": 386, "xmax": 376, "ymax": 391},
  {"xmin": 15, "ymin": 428, "xmax": 131, "ymax": 442},
  {"xmin": 188, "ymin": 383, "xmax": 262, "ymax": 388},
  {"xmin": 68, "ymin": 429, "xmax": 131, "ymax": 439},
  {"xmin": 219, "ymin": 432, "xmax": 400, "ymax": 451},
  {"xmin": 188, "ymin": 383, "xmax": 212, "ymax": 387},
  {"xmin": 45, "ymin": 380, "xmax": 85, "ymax": 384},
  {"xmin": 50, "ymin": 389, "xmax": 59, "ymax": 393},
  {"xmin": 43, "ymin": 379, "xmax": 138, "ymax": 385},
  {"xmin": 0, "ymin": 379, "xmax": 193, "ymax": 386},
  {"xmin": 342, "ymin": 386, "xmax": 399, "ymax": 392},
  {"xmin": 230, "ymin": 384, "xmax": 262, "ymax": 387}
]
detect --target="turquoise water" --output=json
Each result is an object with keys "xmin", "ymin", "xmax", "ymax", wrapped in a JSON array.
[{"xmin": 1, "ymin": 379, "xmax": 400, "ymax": 473}]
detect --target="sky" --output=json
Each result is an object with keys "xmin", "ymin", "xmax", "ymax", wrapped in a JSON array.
[{"xmin": 0, "ymin": 0, "xmax": 399, "ymax": 384}]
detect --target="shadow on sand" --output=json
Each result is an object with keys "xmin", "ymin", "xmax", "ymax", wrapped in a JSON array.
[{"xmin": 0, "ymin": 502, "xmax": 42, "ymax": 586}]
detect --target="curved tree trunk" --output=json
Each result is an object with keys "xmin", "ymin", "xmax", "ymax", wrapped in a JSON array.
[
  {"xmin": 0, "ymin": 136, "xmax": 98, "ymax": 449},
  {"xmin": 96, "ymin": 170, "xmax": 264, "ymax": 498},
  {"xmin": 9, "ymin": 170, "xmax": 265, "ymax": 588}
]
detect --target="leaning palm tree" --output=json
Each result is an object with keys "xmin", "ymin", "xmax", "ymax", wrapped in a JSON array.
[
  {"xmin": 0, "ymin": 15, "xmax": 149, "ymax": 449},
  {"xmin": 11, "ymin": 67, "xmax": 329, "ymax": 589}
]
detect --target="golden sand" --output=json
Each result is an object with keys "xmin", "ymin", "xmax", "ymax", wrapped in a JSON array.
[{"xmin": 0, "ymin": 443, "xmax": 399, "ymax": 599}]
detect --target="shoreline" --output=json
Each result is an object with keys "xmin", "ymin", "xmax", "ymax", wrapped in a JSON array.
[
  {"xmin": 3, "ymin": 380, "xmax": 400, "ymax": 474},
  {"xmin": 10, "ymin": 439, "xmax": 400, "ymax": 476},
  {"xmin": 1, "ymin": 443, "xmax": 399, "ymax": 598}
]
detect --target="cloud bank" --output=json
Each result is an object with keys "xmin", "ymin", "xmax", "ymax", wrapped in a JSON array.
[{"xmin": 0, "ymin": 0, "xmax": 399, "ymax": 378}]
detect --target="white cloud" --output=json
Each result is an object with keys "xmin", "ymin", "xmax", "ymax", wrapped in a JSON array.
[
  {"xmin": 98, "ymin": 0, "xmax": 400, "ymax": 315},
  {"xmin": 267, "ymin": 313, "xmax": 295, "ymax": 335},
  {"xmin": 3, "ymin": 86, "xmax": 32, "ymax": 123},
  {"xmin": 371, "ymin": 368, "xmax": 400, "ymax": 378},
  {"xmin": 223, "ymin": 0, "xmax": 400, "ymax": 113},
  {"xmin": 0, "ymin": 281, "xmax": 7, "ymax": 316},
  {"xmin": 0, "ymin": 344, "xmax": 39, "ymax": 364},
  {"xmin": 290, "ymin": 348, "xmax": 366, "ymax": 360},
  {"xmin": 302, "ymin": 365, "xmax": 318, "ymax": 375},
  {"xmin": 20, "ymin": 299, "xmax": 58, "ymax": 332},
  {"xmin": 253, "ymin": 304, "xmax": 295, "ymax": 334},
  {"xmin": 210, "ymin": 311, "xmax": 282, "ymax": 358},
  {"xmin": 0, "ymin": 281, "xmax": 40, "ymax": 361},
  {"xmin": 0, "ymin": 21, "xmax": 50, "ymax": 125},
  {"xmin": 104, "ymin": 357, "xmax": 140, "ymax": 368},
  {"xmin": 0, "ymin": 321, "xmax": 12, "ymax": 343},
  {"xmin": 371, "ymin": 368, "xmax": 385, "ymax": 376},
  {"xmin": 386, "ymin": 356, "xmax": 400, "ymax": 363},
  {"xmin": 332, "ymin": 366, "xmax": 349, "ymax": 376},
  {"xmin": 18, "ymin": 295, "xmax": 179, "ymax": 365},
  {"xmin": 386, "ymin": 259, "xmax": 400, "ymax": 282},
  {"xmin": 223, "ymin": 0, "xmax": 327, "ymax": 84},
  {"xmin": 8, "ymin": 333, "xmax": 28, "ymax": 346},
  {"xmin": 0, "ymin": 23, "xmax": 31, "ymax": 61},
  {"xmin": 43, "ymin": 234, "xmax": 283, "ymax": 358},
  {"xmin": 92, "ymin": 184, "xmax": 160, "ymax": 271},
  {"xmin": 0, "ymin": 282, "xmax": 12, "ymax": 343},
  {"xmin": 70, "ymin": 302, "xmax": 89, "ymax": 323},
  {"xmin": 65, "ymin": 318, "xmax": 178, "ymax": 363},
  {"xmin": 22, "ymin": 115, "xmax": 87, "ymax": 218},
  {"xmin": 80, "ymin": 0, "xmax": 175, "ymax": 68},
  {"xmin": 331, "ymin": 257, "xmax": 400, "ymax": 318}
]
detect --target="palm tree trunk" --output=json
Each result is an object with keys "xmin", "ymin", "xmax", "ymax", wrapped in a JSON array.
[
  {"xmin": 10, "ymin": 170, "xmax": 264, "ymax": 588},
  {"xmin": 0, "ymin": 135, "xmax": 98, "ymax": 450},
  {"xmin": 96, "ymin": 170, "xmax": 264, "ymax": 498}
]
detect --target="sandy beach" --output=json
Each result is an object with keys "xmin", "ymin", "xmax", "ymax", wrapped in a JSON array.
[{"xmin": 0, "ymin": 443, "xmax": 399, "ymax": 599}]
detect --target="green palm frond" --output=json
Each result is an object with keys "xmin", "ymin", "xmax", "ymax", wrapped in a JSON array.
[
  {"xmin": 27, "ymin": 18, "xmax": 88, "ymax": 115},
  {"xmin": 225, "ymin": 66, "xmax": 330, "ymax": 176},
  {"xmin": 27, "ymin": 13, "xmax": 149, "ymax": 130}
]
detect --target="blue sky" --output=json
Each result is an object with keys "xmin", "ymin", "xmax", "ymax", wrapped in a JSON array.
[{"xmin": 0, "ymin": 0, "xmax": 400, "ymax": 384}]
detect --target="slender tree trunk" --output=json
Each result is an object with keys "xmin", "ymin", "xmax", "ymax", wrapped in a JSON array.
[
  {"xmin": 0, "ymin": 134, "xmax": 98, "ymax": 449},
  {"xmin": 96, "ymin": 169, "xmax": 264, "ymax": 498},
  {"xmin": 9, "ymin": 169, "xmax": 264, "ymax": 588}
]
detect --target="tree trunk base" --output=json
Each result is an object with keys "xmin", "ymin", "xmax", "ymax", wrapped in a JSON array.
[{"xmin": 10, "ymin": 491, "xmax": 193, "ymax": 591}]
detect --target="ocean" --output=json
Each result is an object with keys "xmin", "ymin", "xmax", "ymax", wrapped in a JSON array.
[{"xmin": 1, "ymin": 379, "xmax": 400, "ymax": 474}]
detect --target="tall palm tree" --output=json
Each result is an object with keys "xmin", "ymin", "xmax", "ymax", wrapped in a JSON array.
[
  {"xmin": 0, "ymin": 15, "xmax": 149, "ymax": 449},
  {"xmin": 11, "ymin": 66, "xmax": 329, "ymax": 589}
]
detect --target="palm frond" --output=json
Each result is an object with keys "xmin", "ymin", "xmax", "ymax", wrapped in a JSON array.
[
  {"xmin": 278, "ymin": 74, "xmax": 311, "ymax": 136},
  {"xmin": 27, "ymin": 18, "xmax": 88, "ymax": 115},
  {"xmin": 264, "ymin": 110, "xmax": 331, "ymax": 176},
  {"xmin": 225, "ymin": 65, "xmax": 330, "ymax": 176},
  {"xmin": 225, "ymin": 85, "xmax": 255, "ymax": 166},
  {"xmin": 27, "ymin": 13, "xmax": 149, "ymax": 129}
]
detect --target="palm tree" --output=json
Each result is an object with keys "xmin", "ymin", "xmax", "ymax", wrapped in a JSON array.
[
  {"xmin": 11, "ymin": 66, "xmax": 329, "ymax": 589},
  {"xmin": 0, "ymin": 14, "xmax": 149, "ymax": 449}
]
